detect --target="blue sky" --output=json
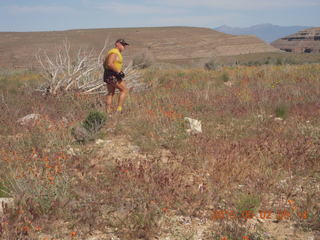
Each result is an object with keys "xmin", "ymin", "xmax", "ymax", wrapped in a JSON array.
[{"xmin": 1, "ymin": 0, "xmax": 319, "ymax": 31}]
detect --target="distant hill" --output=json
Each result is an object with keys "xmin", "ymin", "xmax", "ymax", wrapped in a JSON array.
[
  {"xmin": 271, "ymin": 27, "xmax": 320, "ymax": 54},
  {"xmin": 0, "ymin": 26, "xmax": 278, "ymax": 69},
  {"xmin": 215, "ymin": 24, "xmax": 312, "ymax": 43}
]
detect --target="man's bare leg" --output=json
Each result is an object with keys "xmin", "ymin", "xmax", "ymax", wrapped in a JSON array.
[
  {"xmin": 115, "ymin": 81, "xmax": 129, "ymax": 112},
  {"xmin": 106, "ymin": 84, "xmax": 115, "ymax": 113}
]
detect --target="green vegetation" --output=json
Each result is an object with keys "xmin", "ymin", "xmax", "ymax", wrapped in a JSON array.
[
  {"xmin": 275, "ymin": 103, "xmax": 289, "ymax": 119},
  {"xmin": 0, "ymin": 181, "xmax": 9, "ymax": 198},
  {"xmin": 220, "ymin": 72, "xmax": 230, "ymax": 82},
  {"xmin": 203, "ymin": 52, "xmax": 320, "ymax": 69},
  {"xmin": 82, "ymin": 110, "xmax": 107, "ymax": 133},
  {"xmin": 236, "ymin": 193, "xmax": 261, "ymax": 214}
]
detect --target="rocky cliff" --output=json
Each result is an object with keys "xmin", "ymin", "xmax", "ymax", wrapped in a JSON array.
[{"xmin": 271, "ymin": 27, "xmax": 320, "ymax": 54}]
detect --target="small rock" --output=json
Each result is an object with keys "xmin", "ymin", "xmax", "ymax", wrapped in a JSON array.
[
  {"xmin": 184, "ymin": 117, "xmax": 202, "ymax": 134},
  {"xmin": 274, "ymin": 117, "xmax": 283, "ymax": 121},
  {"xmin": 0, "ymin": 198, "xmax": 14, "ymax": 215},
  {"xmin": 160, "ymin": 149, "xmax": 171, "ymax": 156},
  {"xmin": 128, "ymin": 145, "xmax": 140, "ymax": 152},
  {"xmin": 160, "ymin": 149, "xmax": 172, "ymax": 163},
  {"xmin": 43, "ymin": 148, "xmax": 51, "ymax": 153},
  {"xmin": 95, "ymin": 139, "xmax": 106, "ymax": 145},
  {"xmin": 86, "ymin": 231, "xmax": 109, "ymax": 240},
  {"xmin": 161, "ymin": 156, "xmax": 169, "ymax": 164},
  {"xmin": 71, "ymin": 124, "xmax": 91, "ymax": 142},
  {"xmin": 61, "ymin": 117, "xmax": 68, "ymax": 124},
  {"xmin": 66, "ymin": 147, "xmax": 76, "ymax": 156},
  {"xmin": 223, "ymin": 81, "xmax": 233, "ymax": 87},
  {"xmin": 207, "ymin": 205, "xmax": 215, "ymax": 210},
  {"xmin": 17, "ymin": 113, "xmax": 41, "ymax": 126},
  {"xmin": 38, "ymin": 233, "xmax": 54, "ymax": 240}
]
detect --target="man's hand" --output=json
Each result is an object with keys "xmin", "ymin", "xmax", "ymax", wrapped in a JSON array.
[{"xmin": 118, "ymin": 71, "xmax": 125, "ymax": 78}]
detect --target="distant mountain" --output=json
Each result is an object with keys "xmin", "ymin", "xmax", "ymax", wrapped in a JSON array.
[{"xmin": 215, "ymin": 24, "xmax": 313, "ymax": 43}]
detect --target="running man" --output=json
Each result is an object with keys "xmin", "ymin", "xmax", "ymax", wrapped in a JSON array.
[{"xmin": 103, "ymin": 39, "xmax": 129, "ymax": 114}]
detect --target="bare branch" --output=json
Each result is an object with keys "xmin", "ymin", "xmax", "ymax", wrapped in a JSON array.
[{"xmin": 36, "ymin": 38, "xmax": 142, "ymax": 95}]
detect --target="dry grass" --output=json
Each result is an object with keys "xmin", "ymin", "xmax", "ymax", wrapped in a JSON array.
[
  {"xmin": 0, "ymin": 65, "xmax": 319, "ymax": 239},
  {"xmin": 118, "ymin": 64, "xmax": 320, "ymax": 237}
]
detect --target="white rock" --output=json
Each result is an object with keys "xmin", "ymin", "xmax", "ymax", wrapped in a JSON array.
[
  {"xmin": 38, "ymin": 234, "xmax": 54, "ymax": 240},
  {"xmin": 161, "ymin": 156, "xmax": 169, "ymax": 164},
  {"xmin": 0, "ymin": 198, "xmax": 14, "ymax": 215},
  {"xmin": 274, "ymin": 117, "xmax": 283, "ymax": 121},
  {"xmin": 184, "ymin": 117, "xmax": 202, "ymax": 134},
  {"xmin": 67, "ymin": 147, "xmax": 76, "ymax": 156},
  {"xmin": 61, "ymin": 117, "xmax": 68, "ymax": 124},
  {"xmin": 86, "ymin": 234, "xmax": 109, "ymax": 240},
  {"xmin": 224, "ymin": 81, "xmax": 233, "ymax": 87},
  {"xmin": 17, "ymin": 113, "xmax": 41, "ymax": 126},
  {"xmin": 128, "ymin": 145, "xmax": 140, "ymax": 152},
  {"xmin": 95, "ymin": 139, "xmax": 106, "ymax": 145}
]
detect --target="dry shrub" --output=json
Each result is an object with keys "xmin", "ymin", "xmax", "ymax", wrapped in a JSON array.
[
  {"xmin": 204, "ymin": 58, "xmax": 218, "ymax": 70},
  {"xmin": 0, "ymin": 71, "xmax": 105, "ymax": 238},
  {"xmin": 132, "ymin": 50, "xmax": 154, "ymax": 69},
  {"xmin": 1, "ymin": 64, "xmax": 320, "ymax": 238},
  {"xmin": 0, "ymin": 148, "xmax": 73, "ymax": 239},
  {"xmin": 117, "ymin": 64, "xmax": 320, "ymax": 232},
  {"xmin": 70, "ymin": 155, "xmax": 211, "ymax": 239},
  {"xmin": 35, "ymin": 39, "xmax": 141, "ymax": 95}
]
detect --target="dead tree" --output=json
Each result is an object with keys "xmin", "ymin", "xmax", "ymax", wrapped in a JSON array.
[{"xmin": 36, "ymin": 39, "xmax": 141, "ymax": 95}]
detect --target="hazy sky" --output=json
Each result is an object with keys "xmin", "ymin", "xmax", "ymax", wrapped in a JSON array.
[{"xmin": 1, "ymin": 0, "xmax": 319, "ymax": 31}]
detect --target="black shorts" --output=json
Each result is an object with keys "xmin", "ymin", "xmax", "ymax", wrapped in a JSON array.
[{"xmin": 103, "ymin": 69, "xmax": 122, "ymax": 84}]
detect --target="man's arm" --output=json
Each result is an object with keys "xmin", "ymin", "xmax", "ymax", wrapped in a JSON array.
[{"xmin": 107, "ymin": 53, "xmax": 120, "ymax": 73}]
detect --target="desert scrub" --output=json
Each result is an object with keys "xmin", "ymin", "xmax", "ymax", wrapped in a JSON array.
[
  {"xmin": 275, "ymin": 103, "xmax": 289, "ymax": 119},
  {"xmin": 0, "ymin": 70, "xmax": 41, "ymax": 91},
  {"xmin": 71, "ymin": 110, "xmax": 107, "ymax": 143},
  {"xmin": 1, "ymin": 150, "xmax": 71, "ymax": 216},
  {"xmin": 120, "ymin": 65, "xmax": 320, "ymax": 215},
  {"xmin": 236, "ymin": 193, "xmax": 261, "ymax": 214},
  {"xmin": 220, "ymin": 72, "xmax": 230, "ymax": 82},
  {"xmin": 204, "ymin": 59, "xmax": 218, "ymax": 70},
  {"xmin": 82, "ymin": 110, "xmax": 107, "ymax": 133},
  {"xmin": 211, "ymin": 221, "xmax": 258, "ymax": 240},
  {"xmin": 0, "ymin": 181, "xmax": 9, "ymax": 197},
  {"xmin": 132, "ymin": 50, "xmax": 154, "ymax": 69}
]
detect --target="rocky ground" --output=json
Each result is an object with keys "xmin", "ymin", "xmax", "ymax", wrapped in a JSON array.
[{"xmin": 22, "ymin": 130, "xmax": 317, "ymax": 240}]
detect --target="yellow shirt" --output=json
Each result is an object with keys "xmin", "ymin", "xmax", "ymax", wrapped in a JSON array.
[{"xmin": 105, "ymin": 48, "xmax": 123, "ymax": 72}]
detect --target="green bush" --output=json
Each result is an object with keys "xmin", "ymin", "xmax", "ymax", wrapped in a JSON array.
[
  {"xmin": 236, "ymin": 193, "xmax": 261, "ymax": 214},
  {"xmin": 220, "ymin": 72, "xmax": 230, "ymax": 82},
  {"xmin": 276, "ymin": 58, "xmax": 283, "ymax": 65},
  {"xmin": 82, "ymin": 110, "xmax": 107, "ymax": 133},
  {"xmin": 0, "ymin": 181, "xmax": 9, "ymax": 197},
  {"xmin": 275, "ymin": 104, "xmax": 289, "ymax": 119}
]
